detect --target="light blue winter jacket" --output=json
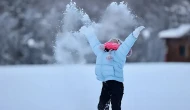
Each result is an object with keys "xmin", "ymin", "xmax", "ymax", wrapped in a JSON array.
[{"xmin": 86, "ymin": 33, "xmax": 137, "ymax": 82}]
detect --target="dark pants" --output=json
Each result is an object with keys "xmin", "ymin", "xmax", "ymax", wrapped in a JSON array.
[{"xmin": 98, "ymin": 80, "xmax": 124, "ymax": 110}]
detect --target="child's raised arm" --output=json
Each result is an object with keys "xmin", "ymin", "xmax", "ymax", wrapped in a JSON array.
[
  {"xmin": 80, "ymin": 26, "xmax": 103, "ymax": 56},
  {"xmin": 115, "ymin": 26, "xmax": 145, "ymax": 61}
]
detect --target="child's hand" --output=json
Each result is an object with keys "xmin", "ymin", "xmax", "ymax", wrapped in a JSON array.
[
  {"xmin": 80, "ymin": 26, "xmax": 96, "ymax": 37},
  {"xmin": 133, "ymin": 26, "xmax": 145, "ymax": 38}
]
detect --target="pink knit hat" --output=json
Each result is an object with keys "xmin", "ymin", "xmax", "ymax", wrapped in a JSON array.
[{"xmin": 100, "ymin": 38, "xmax": 132, "ymax": 60}]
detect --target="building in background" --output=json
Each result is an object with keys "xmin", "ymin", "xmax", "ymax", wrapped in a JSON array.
[{"xmin": 159, "ymin": 24, "xmax": 190, "ymax": 62}]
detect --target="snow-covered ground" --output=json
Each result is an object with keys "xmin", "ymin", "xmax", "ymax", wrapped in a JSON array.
[{"xmin": 0, "ymin": 63, "xmax": 190, "ymax": 110}]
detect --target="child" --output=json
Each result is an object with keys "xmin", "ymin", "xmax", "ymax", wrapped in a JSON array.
[{"xmin": 80, "ymin": 26, "xmax": 145, "ymax": 110}]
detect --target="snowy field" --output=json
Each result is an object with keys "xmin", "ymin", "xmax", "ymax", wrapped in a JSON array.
[{"xmin": 0, "ymin": 63, "xmax": 190, "ymax": 110}]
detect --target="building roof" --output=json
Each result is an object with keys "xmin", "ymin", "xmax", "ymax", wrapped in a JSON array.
[{"xmin": 158, "ymin": 24, "xmax": 190, "ymax": 39}]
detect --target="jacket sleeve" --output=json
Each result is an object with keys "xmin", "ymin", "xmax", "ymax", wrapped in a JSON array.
[
  {"xmin": 86, "ymin": 35, "xmax": 103, "ymax": 56},
  {"xmin": 115, "ymin": 33, "xmax": 137, "ymax": 61}
]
